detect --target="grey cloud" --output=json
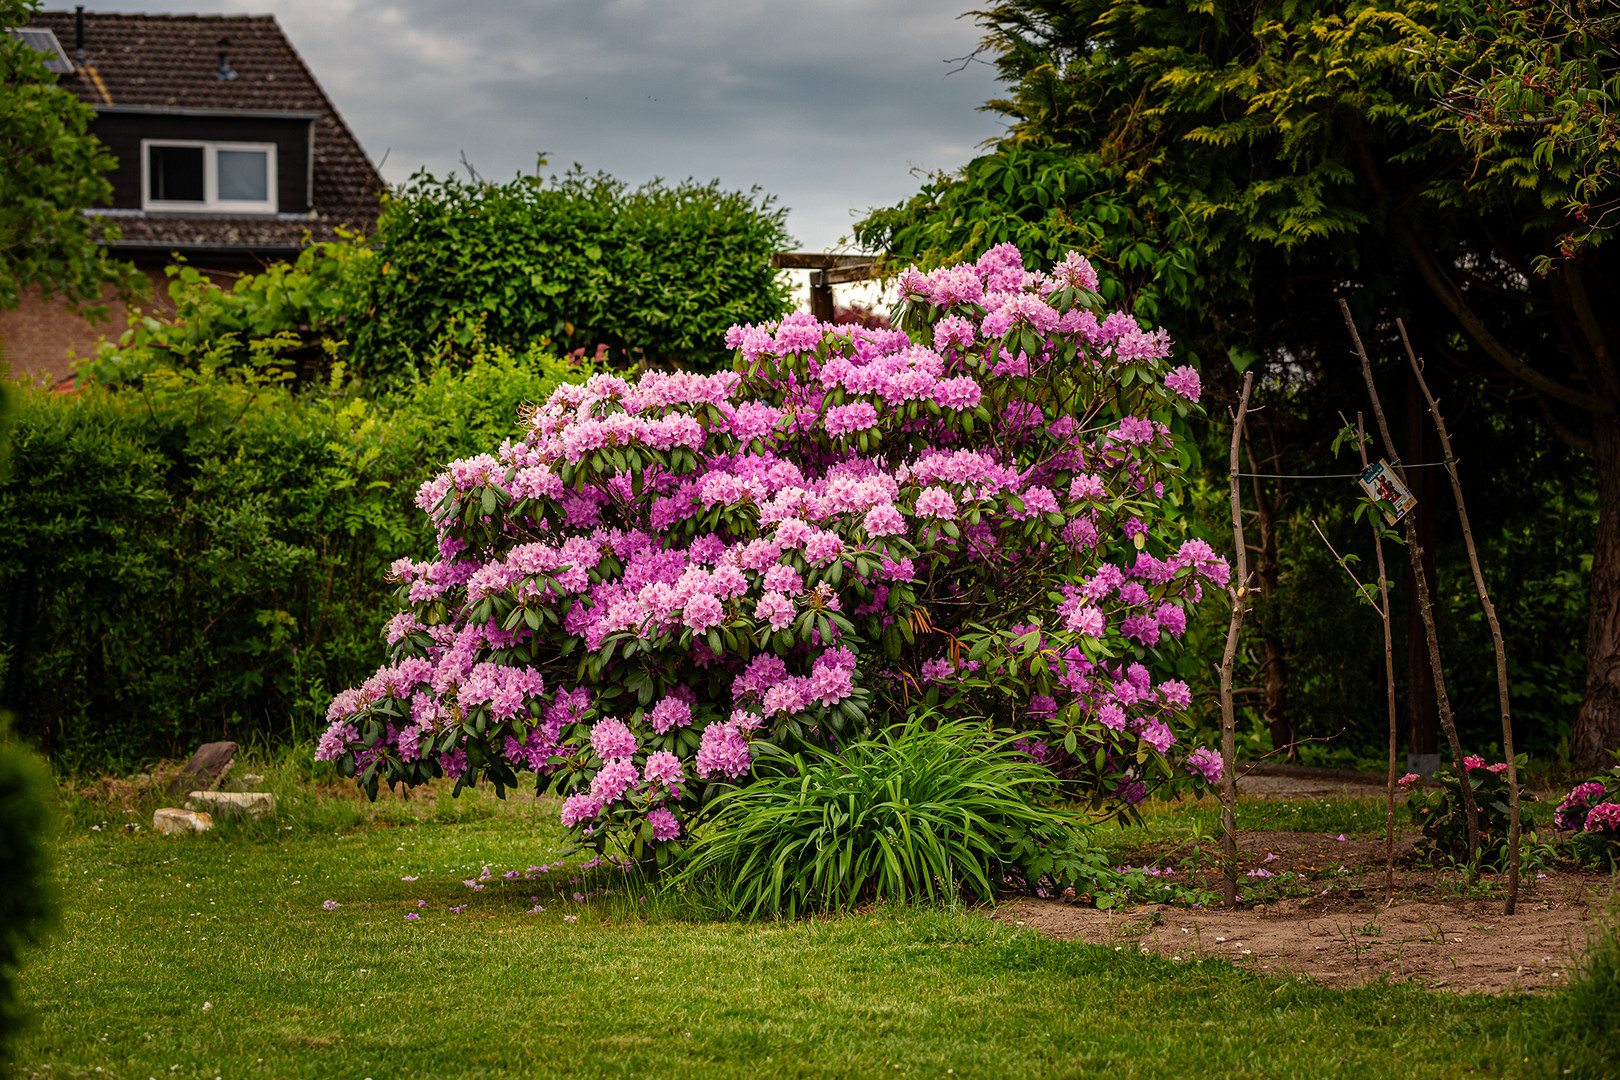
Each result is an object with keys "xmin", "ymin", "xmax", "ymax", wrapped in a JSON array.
[{"xmin": 72, "ymin": 0, "xmax": 1007, "ymax": 247}]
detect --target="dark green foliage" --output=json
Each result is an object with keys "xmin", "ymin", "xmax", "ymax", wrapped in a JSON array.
[
  {"xmin": 1406, "ymin": 760, "xmax": 1537, "ymax": 867},
  {"xmin": 858, "ymin": 0, "xmax": 1609, "ymax": 767},
  {"xmin": 0, "ymin": 346, "xmax": 584, "ymax": 770},
  {"xmin": 0, "ymin": 0, "xmax": 142, "ymax": 317},
  {"xmin": 676, "ymin": 718, "xmax": 1118, "ymax": 917},
  {"xmin": 0, "ymin": 727, "xmax": 55, "ymax": 1070},
  {"xmin": 354, "ymin": 167, "xmax": 793, "ymax": 381}
]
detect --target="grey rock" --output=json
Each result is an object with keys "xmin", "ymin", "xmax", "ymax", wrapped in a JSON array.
[{"xmin": 166, "ymin": 742, "xmax": 237, "ymax": 799}]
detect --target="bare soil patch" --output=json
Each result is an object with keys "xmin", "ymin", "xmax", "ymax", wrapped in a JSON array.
[{"xmin": 996, "ymin": 826, "xmax": 1614, "ymax": 994}]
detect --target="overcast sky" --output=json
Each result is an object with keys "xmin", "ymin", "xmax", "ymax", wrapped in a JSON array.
[{"xmin": 72, "ymin": 0, "xmax": 1008, "ymax": 253}]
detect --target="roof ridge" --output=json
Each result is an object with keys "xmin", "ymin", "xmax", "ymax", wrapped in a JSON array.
[{"xmin": 38, "ymin": 11, "xmax": 277, "ymax": 20}]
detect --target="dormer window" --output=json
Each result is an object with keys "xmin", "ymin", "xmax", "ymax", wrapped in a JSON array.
[{"xmin": 141, "ymin": 139, "xmax": 277, "ymax": 213}]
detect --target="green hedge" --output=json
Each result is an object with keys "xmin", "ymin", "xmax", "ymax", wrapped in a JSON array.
[
  {"xmin": 355, "ymin": 168, "xmax": 794, "ymax": 379},
  {"xmin": 0, "ymin": 346, "xmax": 585, "ymax": 770}
]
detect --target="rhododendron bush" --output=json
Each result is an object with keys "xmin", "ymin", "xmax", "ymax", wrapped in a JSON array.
[{"xmin": 317, "ymin": 243, "xmax": 1227, "ymax": 862}]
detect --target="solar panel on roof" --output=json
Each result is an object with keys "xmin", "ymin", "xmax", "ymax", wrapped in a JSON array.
[{"xmin": 8, "ymin": 27, "xmax": 75, "ymax": 74}]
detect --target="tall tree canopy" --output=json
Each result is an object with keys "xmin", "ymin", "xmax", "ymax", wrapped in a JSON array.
[
  {"xmin": 0, "ymin": 0, "xmax": 138, "ymax": 318},
  {"xmin": 857, "ymin": 0, "xmax": 1620, "ymax": 768}
]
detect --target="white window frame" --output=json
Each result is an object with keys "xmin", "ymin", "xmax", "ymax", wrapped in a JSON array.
[{"xmin": 141, "ymin": 139, "xmax": 278, "ymax": 214}]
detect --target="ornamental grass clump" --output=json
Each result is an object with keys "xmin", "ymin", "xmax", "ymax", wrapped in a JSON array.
[
  {"xmin": 317, "ymin": 243, "xmax": 1227, "ymax": 863},
  {"xmin": 674, "ymin": 717, "xmax": 1110, "ymax": 916}
]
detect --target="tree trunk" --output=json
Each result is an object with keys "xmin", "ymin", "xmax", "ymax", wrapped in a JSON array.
[{"xmin": 1572, "ymin": 411, "xmax": 1620, "ymax": 771}]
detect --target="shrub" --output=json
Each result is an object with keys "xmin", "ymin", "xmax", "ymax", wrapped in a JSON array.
[
  {"xmin": 78, "ymin": 240, "xmax": 376, "ymax": 388},
  {"xmin": 318, "ymin": 243, "xmax": 1228, "ymax": 861},
  {"xmin": 0, "ymin": 726, "xmax": 56, "ymax": 1068},
  {"xmin": 80, "ymin": 167, "xmax": 793, "ymax": 389},
  {"xmin": 1402, "ymin": 756, "xmax": 1537, "ymax": 867},
  {"xmin": 1554, "ymin": 761, "xmax": 1620, "ymax": 869},
  {"xmin": 0, "ymin": 346, "xmax": 585, "ymax": 769},
  {"xmin": 354, "ymin": 168, "xmax": 794, "ymax": 381},
  {"xmin": 674, "ymin": 716, "xmax": 1117, "ymax": 916}
]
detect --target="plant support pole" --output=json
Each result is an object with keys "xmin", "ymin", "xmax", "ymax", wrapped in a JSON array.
[
  {"xmin": 1352, "ymin": 413, "xmax": 1400, "ymax": 903},
  {"xmin": 1399, "ymin": 319, "xmax": 1520, "ymax": 914},
  {"xmin": 1340, "ymin": 300, "xmax": 1482, "ymax": 865},
  {"xmin": 1220, "ymin": 370, "xmax": 1256, "ymax": 908}
]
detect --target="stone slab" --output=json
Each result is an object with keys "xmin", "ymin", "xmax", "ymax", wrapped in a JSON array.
[
  {"xmin": 153, "ymin": 808, "xmax": 214, "ymax": 835},
  {"xmin": 185, "ymin": 790, "xmax": 276, "ymax": 818}
]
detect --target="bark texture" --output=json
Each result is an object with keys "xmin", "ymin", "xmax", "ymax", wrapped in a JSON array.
[{"xmin": 1573, "ymin": 412, "xmax": 1620, "ymax": 771}]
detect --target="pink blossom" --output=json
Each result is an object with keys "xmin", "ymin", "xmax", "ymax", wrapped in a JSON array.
[
  {"xmin": 589, "ymin": 758, "xmax": 639, "ymax": 803},
  {"xmin": 648, "ymin": 696, "xmax": 693, "ymax": 734},
  {"xmin": 642, "ymin": 750, "xmax": 683, "ymax": 796},
  {"xmin": 590, "ymin": 718, "xmax": 638, "ymax": 761},
  {"xmin": 1187, "ymin": 747, "xmax": 1223, "ymax": 784},
  {"xmin": 825, "ymin": 402, "xmax": 879, "ymax": 437},
  {"xmin": 863, "ymin": 503, "xmax": 907, "ymax": 537},
  {"xmin": 682, "ymin": 593, "xmax": 726, "ymax": 633},
  {"xmin": 559, "ymin": 793, "xmax": 603, "ymax": 826},
  {"xmin": 1587, "ymin": 802, "xmax": 1620, "ymax": 832},
  {"xmin": 695, "ymin": 720, "xmax": 752, "ymax": 780},
  {"xmin": 1063, "ymin": 605, "xmax": 1105, "ymax": 637},
  {"xmin": 1164, "ymin": 365, "xmax": 1202, "ymax": 402},
  {"xmin": 755, "ymin": 592, "xmax": 796, "ymax": 631},
  {"xmin": 915, "ymin": 487, "xmax": 957, "ymax": 520},
  {"xmin": 803, "ymin": 530, "xmax": 845, "ymax": 567},
  {"xmin": 647, "ymin": 807, "xmax": 682, "ymax": 841}
]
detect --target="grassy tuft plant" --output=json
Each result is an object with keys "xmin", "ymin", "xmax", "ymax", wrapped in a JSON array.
[
  {"xmin": 674, "ymin": 716, "xmax": 1108, "ymax": 918},
  {"xmin": 1534, "ymin": 892, "xmax": 1620, "ymax": 1078}
]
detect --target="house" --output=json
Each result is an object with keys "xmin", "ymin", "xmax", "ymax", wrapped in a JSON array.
[{"xmin": 0, "ymin": 8, "xmax": 386, "ymax": 384}]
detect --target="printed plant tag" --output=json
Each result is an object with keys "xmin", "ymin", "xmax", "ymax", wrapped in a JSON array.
[{"xmin": 1358, "ymin": 459, "xmax": 1417, "ymax": 524}]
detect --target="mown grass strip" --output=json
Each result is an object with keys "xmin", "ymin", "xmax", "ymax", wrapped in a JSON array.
[{"xmin": 14, "ymin": 808, "xmax": 1586, "ymax": 1080}]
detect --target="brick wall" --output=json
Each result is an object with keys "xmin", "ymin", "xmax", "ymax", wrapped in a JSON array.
[{"xmin": 0, "ymin": 266, "xmax": 239, "ymax": 386}]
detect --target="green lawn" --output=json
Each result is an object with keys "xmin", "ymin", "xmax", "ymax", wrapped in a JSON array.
[{"xmin": 15, "ymin": 782, "xmax": 1605, "ymax": 1080}]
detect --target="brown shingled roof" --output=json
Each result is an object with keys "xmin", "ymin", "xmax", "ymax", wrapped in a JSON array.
[{"xmin": 33, "ymin": 10, "xmax": 385, "ymax": 251}]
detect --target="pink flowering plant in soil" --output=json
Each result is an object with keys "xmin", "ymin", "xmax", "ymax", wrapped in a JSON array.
[
  {"xmin": 316, "ymin": 243, "xmax": 1226, "ymax": 864},
  {"xmin": 1407, "ymin": 755, "xmax": 1538, "ymax": 868},
  {"xmin": 1555, "ymin": 762, "xmax": 1620, "ymax": 867}
]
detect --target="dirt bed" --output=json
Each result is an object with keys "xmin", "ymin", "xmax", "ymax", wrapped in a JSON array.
[{"xmin": 995, "ymin": 827, "xmax": 1613, "ymax": 994}]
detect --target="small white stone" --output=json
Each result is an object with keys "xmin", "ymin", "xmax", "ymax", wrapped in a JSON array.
[{"xmin": 153, "ymin": 808, "xmax": 214, "ymax": 835}]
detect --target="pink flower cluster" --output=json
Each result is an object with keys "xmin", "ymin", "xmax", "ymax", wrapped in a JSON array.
[
  {"xmin": 1587, "ymin": 802, "xmax": 1620, "ymax": 833},
  {"xmin": 318, "ymin": 242, "xmax": 1226, "ymax": 855},
  {"xmin": 1555, "ymin": 779, "xmax": 1614, "ymax": 831}
]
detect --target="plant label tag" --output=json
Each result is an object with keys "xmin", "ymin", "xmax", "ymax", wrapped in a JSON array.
[{"xmin": 1357, "ymin": 459, "xmax": 1416, "ymax": 524}]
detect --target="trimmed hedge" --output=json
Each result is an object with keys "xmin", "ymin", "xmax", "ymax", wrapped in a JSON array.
[{"xmin": 0, "ymin": 346, "xmax": 585, "ymax": 770}]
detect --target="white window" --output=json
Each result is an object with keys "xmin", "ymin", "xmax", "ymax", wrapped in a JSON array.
[{"xmin": 141, "ymin": 140, "xmax": 278, "ymax": 214}]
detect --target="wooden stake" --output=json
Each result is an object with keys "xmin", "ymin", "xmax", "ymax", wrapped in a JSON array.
[
  {"xmin": 1349, "ymin": 413, "xmax": 1401, "ymax": 903},
  {"xmin": 1339, "ymin": 299, "xmax": 1483, "ymax": 865},
  {"xmin": 1220, "ymin": 370, "xmax": 1256, "ymax": 908},
  {"xmin": 1398, "ymin": 319, "xmax": 1521, "ymax": 914}
]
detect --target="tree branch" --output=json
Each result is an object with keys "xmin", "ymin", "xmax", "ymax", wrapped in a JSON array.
[{"xmin": 1400, "ymin": 225, "xmax": 1615, "ymax": 413}]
